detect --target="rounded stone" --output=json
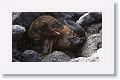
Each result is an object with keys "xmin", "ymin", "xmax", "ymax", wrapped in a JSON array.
[{"xmin": 41, "ymin": 51, "xmax": 70, "ymax": 62}]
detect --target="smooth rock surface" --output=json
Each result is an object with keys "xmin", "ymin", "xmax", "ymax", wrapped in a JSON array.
[
  {"xmin": 76, "ymin": 12, "xmax": 102, "ymax": 30},
  {"xmin": 12, "ymin": 12, "xmax": 42, "ymax": 30}
]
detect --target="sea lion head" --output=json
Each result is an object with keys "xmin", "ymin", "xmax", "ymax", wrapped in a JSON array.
[{"xmin": 28, "ymin": 15, "xmax": 64, "ymax": 41}]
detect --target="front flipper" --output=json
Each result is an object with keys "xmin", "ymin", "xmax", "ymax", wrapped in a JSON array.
[{"xmin": 42, "ymin": 39, "xmax": 54, "ymax": 55}]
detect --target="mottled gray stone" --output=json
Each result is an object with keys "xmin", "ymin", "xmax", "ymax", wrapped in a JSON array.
[
  {"xmin": 12, "ymin": 25, "xmax": 26, "ymax": 34},
  {"xmin": 12, "ymin": 12, "xmax": 42, "ymax": 30},
  {"xmin": 41, "ymin": 51, "xmax": 70, "ymax": 62},
  {"xmin": 86, "ymin": 23, "xmax": 102, "ymax": 36},
  {"xmin": 21, "ymin": 50, "xmax": 39, "ymax": 62},
  {"xmin": 12, "ymin": 25, "xmax": 26, "ymax": 49},
  {"xmin": 79, "ymin": 32, "xmax": 102, "ymax": 57},
  {"xmin": 12, "ymin": 12, "xmax": 21, "ymax": 21},
  {"xmin": 69, "ymin": 48, "xmax": 102, "ymax": 62}
]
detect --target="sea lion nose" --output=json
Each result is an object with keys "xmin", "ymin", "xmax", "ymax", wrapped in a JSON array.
[
  {"xmin": 68, "ymin": 37, "xmax": 81, "ymax": 45},
  {"xmin": 68, "ymin": 37, "xmax": 85, "ymax": 46}
]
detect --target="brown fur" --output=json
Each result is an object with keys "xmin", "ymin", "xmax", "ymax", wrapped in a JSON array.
[
  {"xmin": 28, "ymin": 15, "xmax": 64, "ymax": 41},
  {"xmin": 28, "ymin": 15, "xmax": 77, "ymax": 55}
]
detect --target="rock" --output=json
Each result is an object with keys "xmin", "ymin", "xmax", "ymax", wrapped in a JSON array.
[
  {"xmin": 41, "ymin": 51, "xmax": 70, "ymax": 62},
  {"xmin": 68, "ymin": 12, "xmax": 86, "ymax": 22},
  {"xmin": 12, "ymin": 12, "xmax": 21, "ymax": 21},
  {"xmin": 21, "ymin": 50, "xmax": 39, "ymax": 62},
  {"xmin": 12, "ymin": 48, "xmax": 22, "ymax": 61},
  {"xmin": 12, "ymin": 25, "xmax": 26, "ymax": 34},
  {"xmin": 12, "ymin": 58, "xmax": 20, "ymax": 62},
  {"xmin": 12, "ymin": 12, "xmax": 43, "ymax": 30},
  {"xmin": 46, "ymin": 12, "xmax": 86, "ymax": 23},
  {"xmin": 76, "ymin": 12, "xmax": 102, "ymax": 30},
  {"xmin": 86, "ymin": 23, "xmax": 102, "ymax": 36},
  {"xmin": 12, "ymin": 25, "xmax": 26, "ymax": 49},
  {"xmin": 69, "ymin": 48, "xmax": 102, "ymax": 62},
  {"xmin": 79, "ymin": 32, "xmax": 102, "ymax": 57},
  {"xmin": 98, "ymin": 43, "xmax": 102, "ymax": 48}
]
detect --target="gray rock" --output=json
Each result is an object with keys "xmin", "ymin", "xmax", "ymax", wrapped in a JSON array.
[
  {"xmin": 86, "ymin": 23, "xmax": 102, "ymax": 36},
  {"xmin": 12, "ymin": 12, "xmax": 21, "ymax": 21},
  {"xmin": 21, "ymin": 50, "xmax": 39, "ymax": 62},
  {"xmin": 12, "ymin": 25, "xmax": 26, "ymax": 48},
  {"xmin": 12, "ymin": 12, "xmax": 42, "ymax": 30},
  {"xmin": 69, "ymin": 48, "xmax": 102, "ymax": 62},
  {"xmin": 76, "ymin": 12, "xmax": 102, "ymax": 30},
  {"xmin": 41, "ymin": 51, "xmax": 70, "ymax": 62},
  {"xmin": 45, "ymin": 12, "xmax": 86, "ymax": 23},
  {"xmin": 12, "ymin": 48, "xmax": 22, "ymax": 61},
  {"xmin": 12, "ymin": 58, "xmax": 20, "ymax": 62},
  {"xmin": 12, "ymin": 25, "xmax": 26, "ymax": 34},
  {"xmin": 79, "ymin": 32, "xmax": 102, "ymax": 57}
]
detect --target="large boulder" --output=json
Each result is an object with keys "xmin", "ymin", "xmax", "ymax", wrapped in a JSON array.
[
  {"xmin": 78, "ymin": 32, "xmax": 102, "ymax": 57},
  {"xmin": 12, "ymin": 12, "xmax": 43, "ymax": 30},
  {"xmin": 41, "ymin": 51, "xmax": 70, "ymax": 62},
  {"xmin": 20, "ymin": 50, "xmax": 40, "ymax": 62},
  {"xmin": 69, "ymin": 48, "xmax": 102, "ymax": 62},
  {"xmin": 46, "ymin": 12, "xmax": 86, "ymax": 23},
  {"xmin": 76, "ymin": 12, "xmax": 102, "ymax": 30},
  {"xmin": 12, "ymin": 25, "xmax": 26, "ymax": 49}
]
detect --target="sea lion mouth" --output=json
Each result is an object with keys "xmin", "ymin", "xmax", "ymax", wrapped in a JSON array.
[{"xmin": 54, "ymin": 30, "xmax": 61, "ymax": 35}]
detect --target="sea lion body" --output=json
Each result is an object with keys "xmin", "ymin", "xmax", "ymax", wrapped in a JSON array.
[{"xmin": 28, "ymin": 15, "xmax": 85, "ymax": 56}]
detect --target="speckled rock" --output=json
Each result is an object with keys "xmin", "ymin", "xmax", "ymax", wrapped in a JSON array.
[
  {"xmin": 21, "ymin": 50, "xmax": 40, "ymax": 62},
  {"xmin": 12, "ymin": 12, "xmax": 21, "ymax": 21},
  {"xmin": 85, "ymin": 23, "xmax": 102, "ymax": 36},
  {"xmin": 79, "ymin": 32, "xmax": 102, "ymax": 57},
  {"xmin": 12, "ymin": 25, "xmax": 26, "ymax": 34},
  {"xmin": 69, "ymin": 48, "xmax": 102, "ymax": 62},
  {"xmin": 12, "ymin": 25, "xmax": 26, "ymax": 49},
  {"xmin": 41, "ymin": 51, "xmax": 70, "ymax": 62},
  {"xmin": 12, "ymin": 48, "xmax": 22, "ymax": 61}
]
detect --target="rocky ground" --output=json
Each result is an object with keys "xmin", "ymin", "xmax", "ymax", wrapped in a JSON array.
[{"xmin": 12, "ymin": 12, "xmax": 102, "ymax": 62}]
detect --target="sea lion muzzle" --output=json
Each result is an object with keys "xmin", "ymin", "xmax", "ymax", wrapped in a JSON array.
[{"xmin": 68, "ymin": 37, "xmax": 85, "ymax": 46}]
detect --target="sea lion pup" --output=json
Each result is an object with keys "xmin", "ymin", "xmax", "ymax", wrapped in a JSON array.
[
  {"xmin": 28, "ymin": 15, "xmax": 86, "ymax": 56},
  {"xmin": 28, "ymin": 15, "xmax": 64, "ymax": 54}
]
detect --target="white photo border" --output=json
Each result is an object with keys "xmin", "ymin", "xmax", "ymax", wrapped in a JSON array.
[{"xmin": 0, "ymin": 0, "xmax": 114, "ymax": 74}]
